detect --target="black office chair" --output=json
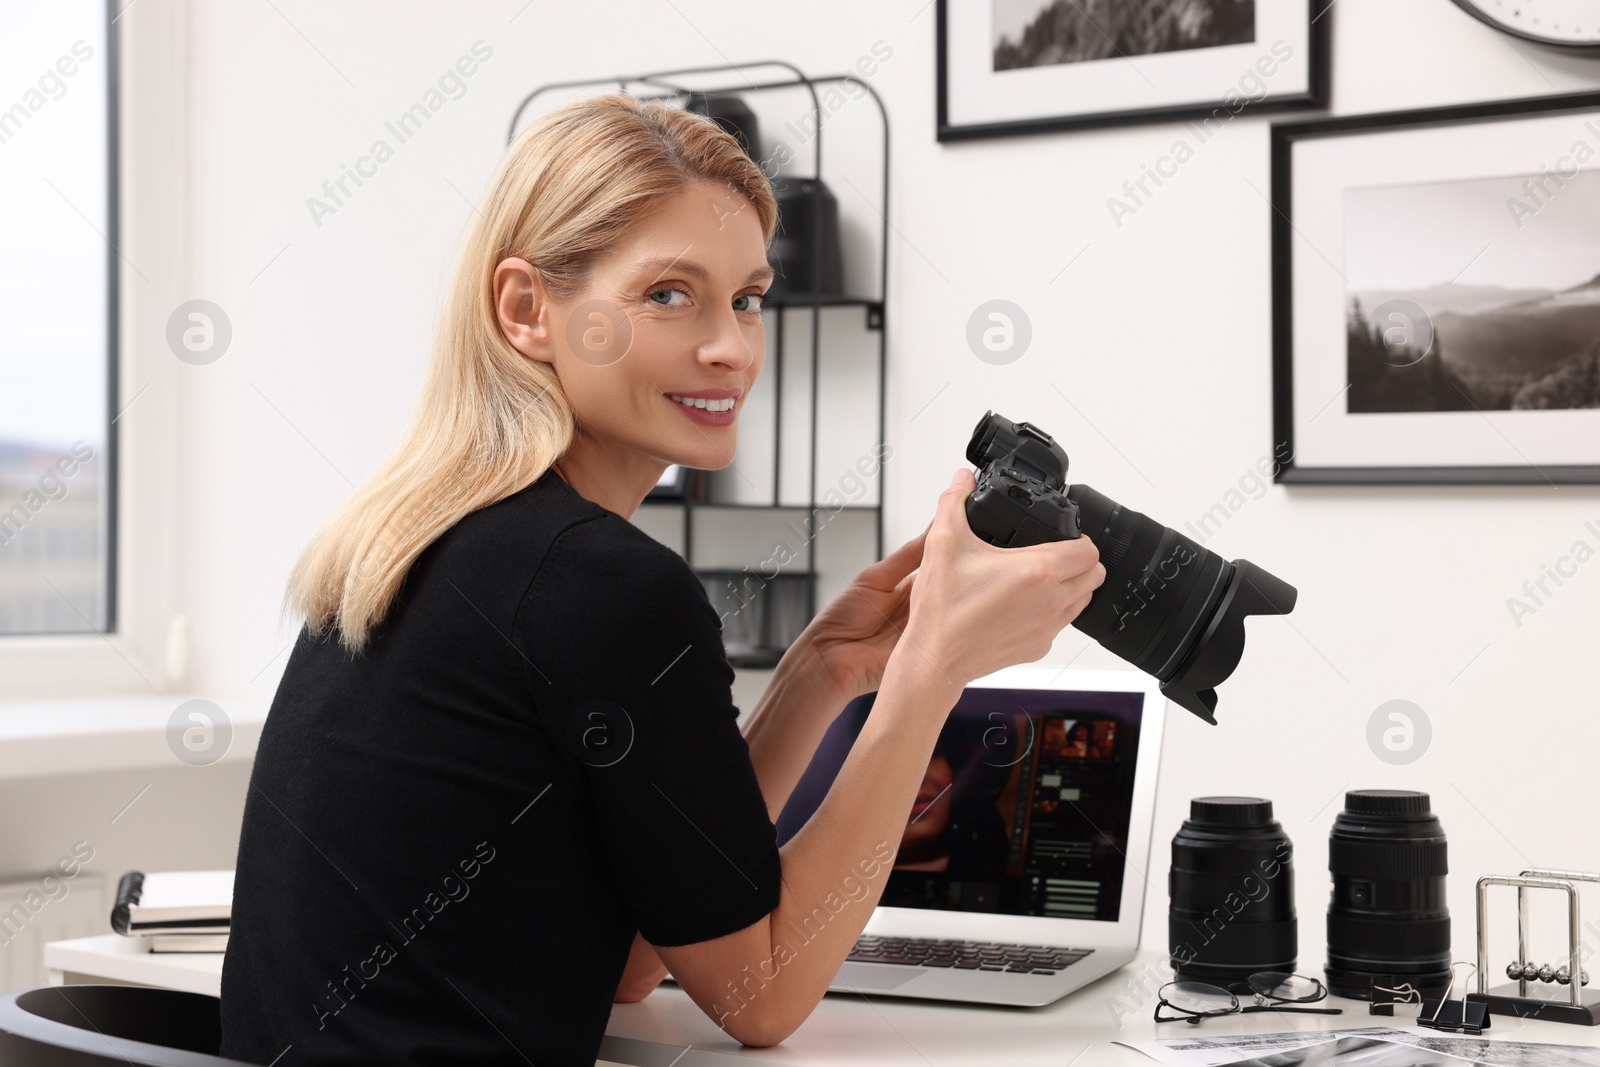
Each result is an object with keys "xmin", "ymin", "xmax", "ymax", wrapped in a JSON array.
[{"xmin": 0, "ymin": 985, "xmax": 256, "ymax": 1065}]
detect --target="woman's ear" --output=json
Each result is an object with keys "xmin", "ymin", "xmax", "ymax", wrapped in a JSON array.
[{"xmin": 493, "ymin": 256, "xmax": 555, "ymax": 365}]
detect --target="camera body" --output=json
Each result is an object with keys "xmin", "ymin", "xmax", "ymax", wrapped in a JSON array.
[
  {"xmin": 965, "ymin": 415, "xmax": 1080, "ymax": 547},
  {"xmin": 963, "ymin": 410, "xmax": 1297, "ymax": 725}
]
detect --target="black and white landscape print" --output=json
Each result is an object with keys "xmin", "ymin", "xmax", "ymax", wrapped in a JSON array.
[
  {"xmin": 1345, "ymin": 168, "xmax": 1600, "ymax": 413},
  {"xmin": 992, "ymin": 0, "xmax": 1256, "ymax": 70}
]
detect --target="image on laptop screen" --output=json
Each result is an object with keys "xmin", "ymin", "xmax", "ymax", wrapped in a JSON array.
[{"xmin": 775, "ymin": 686, "xmax": 1145, "ymax": 922}]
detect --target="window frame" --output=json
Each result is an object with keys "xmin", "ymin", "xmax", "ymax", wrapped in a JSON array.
[{"xmin": 0, "ymin": 0, "xmax": 187, "ymax": 698}]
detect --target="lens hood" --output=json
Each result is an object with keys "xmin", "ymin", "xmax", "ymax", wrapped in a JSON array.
[{"xmin": 1157, "ymin": 561, "xmax": 1298, "ymax": 725}]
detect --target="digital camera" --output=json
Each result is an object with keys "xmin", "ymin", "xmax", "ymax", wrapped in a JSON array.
[{"xmin": 964, "ymin": 410, "xmax": 1297, "ymax": 724}]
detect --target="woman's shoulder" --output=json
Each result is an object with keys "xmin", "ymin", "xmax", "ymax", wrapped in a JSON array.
[
  {"xmin": 514, "ymin": 516, "xmax": 717, "ymax": 662},
  {"xmin": 487, "ymin": 472, "xmax": 706, "ymax": 609},
  {"xmin": 541, "ymin": 508, "xmax": 700, "ymax": 599},
  {"xmin": 451, "ymin": 469, "xmax": 665, "ymax": 563}
]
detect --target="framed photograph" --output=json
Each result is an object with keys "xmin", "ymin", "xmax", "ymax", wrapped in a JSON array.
[
  {"xmin": 935, "ymin": 0, "xmax": 1328, "ymax": 141},
  {"xmin": 1271, "ymin": 90, "xmax": 1600, "ymax": 484}
]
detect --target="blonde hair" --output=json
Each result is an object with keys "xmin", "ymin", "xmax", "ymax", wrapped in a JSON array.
[{"xmin": 283, "ymin": 93, "xmax": 778, "ymax": 653}]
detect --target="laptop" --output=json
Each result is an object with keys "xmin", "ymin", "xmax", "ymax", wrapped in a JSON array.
[{"xmin": 773, "ymin": 663, "xmax": 1166, "ymax": 1008}]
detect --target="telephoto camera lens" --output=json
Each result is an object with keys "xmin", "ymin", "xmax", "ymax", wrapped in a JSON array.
[
  {"xmin": 1168, "ymin": 797, "xmax": 1297, "ymax": 984},
  {"xmin": 1325, "ymin": 789, "xmax": 1451, "ymax": 999}
]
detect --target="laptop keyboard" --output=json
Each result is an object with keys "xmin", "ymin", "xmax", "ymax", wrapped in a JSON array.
[{"xmin": 847, "ymin": 936, "xmax": 1093, "ymax": 975}]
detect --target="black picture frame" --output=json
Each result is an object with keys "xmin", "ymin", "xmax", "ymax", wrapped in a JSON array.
[
  {"xmin": 1270, "ymin": 89, "xmax": 1600, "ymax": 485},
  {"xmin": 936, "ymin": 0, "xmax": 1330, "ymax": 142}
]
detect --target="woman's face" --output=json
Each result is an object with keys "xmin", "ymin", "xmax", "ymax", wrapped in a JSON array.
[{"xmin": 515, "ymin": 180, "xmax": 772, "ymax": 475}]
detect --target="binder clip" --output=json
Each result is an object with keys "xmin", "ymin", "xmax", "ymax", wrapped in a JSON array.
[
  {"xmin": 1468, "ymin": 869, "xmax": 1600, "ymax": 1026},
  {"xmin": 1368, "ymin": 977, "xmax": 1422, "ymax": 1016},
  {"xmin": 1418, "ymin": 962, "xmax": 1491, "ymax": 1035}
]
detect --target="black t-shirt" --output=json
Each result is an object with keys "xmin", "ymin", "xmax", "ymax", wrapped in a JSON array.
[{"xmin": 220, "ymin": 468, "xmax": 782, "ymax": 1066}]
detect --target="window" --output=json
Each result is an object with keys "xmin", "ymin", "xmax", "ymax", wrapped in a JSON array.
[{"xmin": 0, "ymin": 1, "xmax": 115, "ymax": 636}]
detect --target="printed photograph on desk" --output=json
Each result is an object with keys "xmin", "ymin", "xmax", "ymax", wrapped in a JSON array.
[
  {"xmin": 1228, "ymin": 1036, "xmax": 1468, "ymax": 1066},
  {"xmin": 775, "ymin": 687, "xmax": 1143, "ymax": 919},
  {"xmin": 1120, "ymin": 1026, "xmax": 1600, "ymax": 1067},
  {"xmin": 1379, "ymin": 1028, "xmax": 1600, "ymax": 1067}
]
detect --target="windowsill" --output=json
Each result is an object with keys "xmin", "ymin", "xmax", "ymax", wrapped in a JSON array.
[{"xmin": 0, "ymin": 696, "xmax": 267, "ymax": 781}]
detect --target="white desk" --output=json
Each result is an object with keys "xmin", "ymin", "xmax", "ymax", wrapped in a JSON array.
[
  {"xmin": 43, "ymin": 937, "xmax": 1600, "ymax": 1065},
  {"xmin": 45, "ymin": 934, "xmax": 224, "ymax": 997}
]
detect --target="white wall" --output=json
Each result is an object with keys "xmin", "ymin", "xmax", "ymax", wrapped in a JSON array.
[{"xmin": 159, "ymin": 0, "xmax": 1600, "ymax": 964}]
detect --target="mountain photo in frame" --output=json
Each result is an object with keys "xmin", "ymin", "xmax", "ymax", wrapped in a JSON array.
[
  {"xmin": 936, "ymin": 0, "xmax": 1328, "ymax": 141},
  {"xmin": 1270, "ymin": 90, "xmax": 1600, "ymax": 484},
  {"xmin": 1345, "ymin": 173, "xmax": 1600, "ymax": 416}
]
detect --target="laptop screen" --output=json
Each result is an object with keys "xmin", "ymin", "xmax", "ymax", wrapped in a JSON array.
[{"xmin": 775, "ymin": 685, "xmax": 1146, "ymax": 923}]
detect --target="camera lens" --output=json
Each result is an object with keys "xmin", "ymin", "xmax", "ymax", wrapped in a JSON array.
[
  {"xmin": 1325, "ymin": 789, "xmax": 1451, "ymax": 999},
  {"xmin": 1067, "ymin": 486, "xmax": 1226, "ymax": 679},
  {"xmin": 1064, "ymin": 485, "xmax": 1297, "ymax": 725},
  {"xmin": 1168, "ymin": 797, "xmax": 1297, "ymax": 984}
]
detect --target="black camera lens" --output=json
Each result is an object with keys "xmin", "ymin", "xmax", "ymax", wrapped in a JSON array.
[
  {"xmin": 1169, "ymin": 797, "xmax": 1297, "ymax": 984},
  {"xmin": 964, "ymin": 411, "xmax": 1297, "ymax": 725},
  {"xmin": 1325, "ymin": 789, "xmax": 1451, "ymax": 1000}
]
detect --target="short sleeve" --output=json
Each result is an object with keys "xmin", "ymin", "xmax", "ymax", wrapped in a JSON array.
[{"xmin": 514, "ymin": 515, "xmax": 782, "ymax": 948}]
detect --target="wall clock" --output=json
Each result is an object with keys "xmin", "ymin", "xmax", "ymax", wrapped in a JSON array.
[{"xmin": 1451, "ymin": 0, "xmax": 1600, "ymax": 51}]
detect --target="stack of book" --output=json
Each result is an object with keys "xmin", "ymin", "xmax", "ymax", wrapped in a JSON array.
[{"xmin": 111, "ymin": 870, "xmax": 234, "ymax": 953}]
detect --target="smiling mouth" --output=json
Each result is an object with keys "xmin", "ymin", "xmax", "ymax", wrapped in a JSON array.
[{"xmin": 666, "ymin": 393, "xmax": 737, "ymax": 412}]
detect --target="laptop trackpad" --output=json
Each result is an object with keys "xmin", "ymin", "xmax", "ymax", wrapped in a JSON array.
[{"xmin": 834, "ymin": 963, "xmax": 922, "ymax": 990}]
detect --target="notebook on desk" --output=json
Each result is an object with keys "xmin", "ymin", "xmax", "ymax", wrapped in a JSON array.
[{"xmin": 773, "ymin": 663, "xmax": 1166, "ymax": 1008}]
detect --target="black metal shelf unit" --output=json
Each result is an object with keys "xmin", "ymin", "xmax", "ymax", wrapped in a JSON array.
[{"xmin": 509, "ymin": 62, "xmax": 890, "ymax": 654}]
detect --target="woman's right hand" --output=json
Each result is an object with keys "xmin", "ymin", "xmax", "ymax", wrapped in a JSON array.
[{"xmin": 899, "ymin": 467, "xmax": 1106, "ymax": 691}]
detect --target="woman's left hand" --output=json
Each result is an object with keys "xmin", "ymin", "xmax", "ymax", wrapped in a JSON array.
[{"xmin": 798, "ymin": 524, "xmax": 929, "ymax": 704}]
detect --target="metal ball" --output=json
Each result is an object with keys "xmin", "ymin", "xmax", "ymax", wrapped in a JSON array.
[
  {"xmin": 1539, "ymin": 965, "xmax": 1557, "ymax": 983},
  {"xmin": 1508, "ymin": 961, "xmax": 1526, "ymax": 980},
  {"xmin": 1584, "ymin": 969, "xmax": 1591, "ymax": 987},
  {"xmin": 1557, "ymin": 966, "xmax": 1572, "ymax": 985},
  {"xmin": 1522, "ymin": 962, "xmax": 1542, "ymax": 981}
]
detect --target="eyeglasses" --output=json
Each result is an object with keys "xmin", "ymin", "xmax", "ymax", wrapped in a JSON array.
[{"xmin": 1154, "ymin": 972, "xmax": 1344, "ymax": 1024}]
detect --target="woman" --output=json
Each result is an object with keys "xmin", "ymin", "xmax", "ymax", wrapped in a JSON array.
[{"xmin": 219, "ymin": 93, "xmax": 1104, "ymax": 1066}]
